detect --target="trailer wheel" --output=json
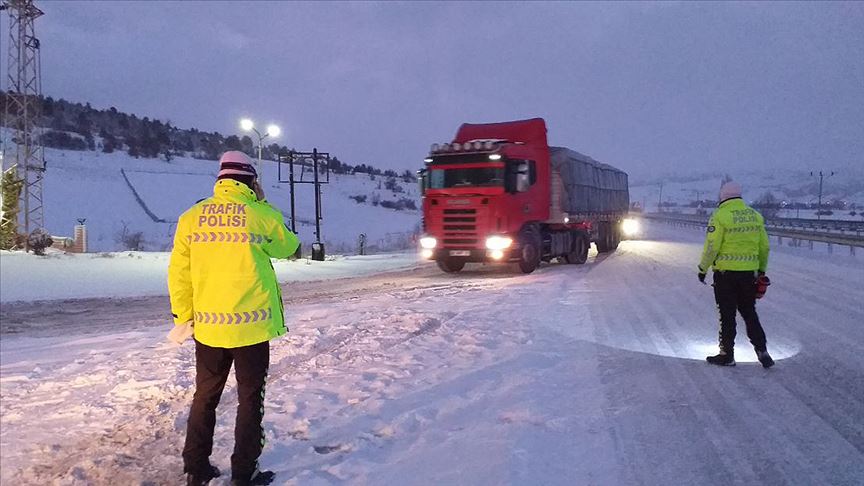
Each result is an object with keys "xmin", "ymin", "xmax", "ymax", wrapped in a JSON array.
[
  {"xmin": 610, "ymin": 222, "xmax": 621, "ymax": 250},
  {"xmin": 596, "ymin": 222, "xmax": 612, "ymax": 253},
  {"xmin": 437, "ymin": 258, "xmax": 466, "ymax": 273},
  {"xmin": 564, "ymin": 233, "xmax": 589, "ymax": 264},
  {"xmin": 518, "ymin": 226, "xmax": 542, "ymax": 274}
]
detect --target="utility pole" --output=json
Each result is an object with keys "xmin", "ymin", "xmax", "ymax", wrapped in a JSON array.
[
  {"xmin": 277, "ymin": 148, "xmax": 330, "ymax": 260},
  {"xmin": 658, "ymin": 182, "xmax": 664, "ymax": 213},
  {"xmin": 2, "ymin": 0, "xmax": 46, "ymax": 249},
  {"xmin": 810, "ymin": 170, "xmax": 835, "ymax": 220}
]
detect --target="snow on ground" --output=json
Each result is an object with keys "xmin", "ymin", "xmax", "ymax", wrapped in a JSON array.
[
  {"xmin": 0, "ymin": 250, "xmax": 420, "ymax": 303},
  {"xmin": 1, "ymin": 222, "xmax": 863, "ymax": 485}
]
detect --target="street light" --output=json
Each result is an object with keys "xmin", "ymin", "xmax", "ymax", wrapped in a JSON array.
[
  {"xmin": 810, "ymin": 170, "xmax": 835, "ymax": 220},
  {"xmin": 240, "ymin": 118, "xmax": 281, "ymax": 182}
]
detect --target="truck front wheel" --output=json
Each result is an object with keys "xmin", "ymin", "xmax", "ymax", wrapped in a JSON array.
[
  {"xmin": 437, "ymin": 258, "xmax": 466, "ymax": 273},
  {"xmin": 518, "ymin": 226, "xmax": 542, "ymax": 274}
]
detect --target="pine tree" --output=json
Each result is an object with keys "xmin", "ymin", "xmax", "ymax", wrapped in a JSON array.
[{"xmin": 0, "ymin": 170, "xmax": 24, "ymax": 250}]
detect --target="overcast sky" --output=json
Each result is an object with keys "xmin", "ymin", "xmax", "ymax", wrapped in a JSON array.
[{"xmin": 13, "ymin": 1, "xmax": 864, "ymax": 178}]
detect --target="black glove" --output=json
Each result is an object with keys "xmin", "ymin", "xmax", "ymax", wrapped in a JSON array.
[{"xmin": 698, "ymin": 272, "xmax": 706, "ymax": 283}]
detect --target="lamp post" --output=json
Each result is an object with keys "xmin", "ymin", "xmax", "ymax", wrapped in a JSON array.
[
  {"xmin": 810, "ymin": 171, "xmax": 834, "ymax": 220},
  {"xmin": 240, "ymin": 119, "xmax": 281, "ymax": 183}
]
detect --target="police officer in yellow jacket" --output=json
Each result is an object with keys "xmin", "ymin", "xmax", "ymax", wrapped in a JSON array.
[
  {"xmin": 698, "ymin": 181, "xmax": 774, "ymax": 368},
  {"xmin": 169, "ymin": 151, "xmax": 299, "ymax": 486}
]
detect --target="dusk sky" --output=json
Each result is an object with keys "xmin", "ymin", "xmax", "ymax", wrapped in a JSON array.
[{"xmin": 18, "ymin": 1, "xmax": 864, "ymax": 178}]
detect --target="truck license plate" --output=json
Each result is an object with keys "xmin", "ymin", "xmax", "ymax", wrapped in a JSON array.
[{"xmin": 449, "ymin": 250, "xmax": 470, "ymax": 256}]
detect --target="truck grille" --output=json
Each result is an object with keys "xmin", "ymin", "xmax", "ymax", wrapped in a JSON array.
[{"xmin": 442, "ymin": 209, "xmax": 478, "ymax": 247}]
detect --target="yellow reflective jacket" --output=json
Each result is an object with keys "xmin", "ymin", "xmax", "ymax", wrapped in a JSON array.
[
  {"xmin": 168, "ymin": 179, "xmax": 299, "ymax": 348},
  {"xmin": 699, "ymin": 198, "xmax": 769, "ymax": 273}
]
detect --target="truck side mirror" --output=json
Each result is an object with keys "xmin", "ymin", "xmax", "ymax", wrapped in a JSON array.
[
  {"xmin": 516, "ymin": 163, "xmax": 530, "ymax": 192},
  {"xmin": 417, "ymin": 169, "xmax": 427, "ymax": 195}
]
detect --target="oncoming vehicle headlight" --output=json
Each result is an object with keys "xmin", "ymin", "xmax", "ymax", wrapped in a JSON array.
[
  {"xmin": 622, "ymin": 218, "xmax": 640, "ymax": 237},
  {"xmin": 485, "ymin": 235, "xmax": 513, "ymax": 250},
  {"xmin": 420, "ymin": 236, "xmax": 437, "ymax": 249}
]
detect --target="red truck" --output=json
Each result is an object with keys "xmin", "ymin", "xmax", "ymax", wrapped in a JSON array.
[{"xmin": 418, "ymin": 118, "xmax": 633, "ymax": 273}]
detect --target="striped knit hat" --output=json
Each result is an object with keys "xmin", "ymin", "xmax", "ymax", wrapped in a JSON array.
[{"xmin": 218, "ymin": 151, "xmax": 257, "ymax": 179}]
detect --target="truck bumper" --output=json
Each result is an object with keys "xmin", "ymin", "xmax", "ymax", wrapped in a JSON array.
[{"xmin": 429, "ymin": 248, "xmax": 516, "ymax": 263}]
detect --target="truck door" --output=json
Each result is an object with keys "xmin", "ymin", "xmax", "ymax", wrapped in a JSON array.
[{"xmin": 507, "ymin": 159, "xmax": 541, "ymax": 220}]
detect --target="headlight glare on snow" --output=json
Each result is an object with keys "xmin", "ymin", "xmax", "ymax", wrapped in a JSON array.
[
  {"xmin": 622, "ymin": 218, "xmax": 640, "ymax": 237},
  {"xmin": 420, "ymin": 236, "xmax": 437, "ymax": 249},
  {"xmin": 485, "ymin": 235, "xmax": 513, "ymax": 250},
  {"xmin": 421, "ymin": 249, "xmax": 434, "ymax": 259},
  {"xmin": 489, "ymin": 249, "xmax": 505, "ymax": 260}
]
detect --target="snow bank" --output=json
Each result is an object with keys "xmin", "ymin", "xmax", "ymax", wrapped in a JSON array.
[{"xmin": 0, "ymin": 250, "xmax": 420, "ymax": 303}]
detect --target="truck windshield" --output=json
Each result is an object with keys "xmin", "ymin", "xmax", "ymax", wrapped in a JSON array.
[{"xmin": 429, "ymin": 167, "xmax": 504, "ymax": 188}]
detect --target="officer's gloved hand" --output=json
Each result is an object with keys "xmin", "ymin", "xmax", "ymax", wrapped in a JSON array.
[{"xmin": 698, "ymin": 268, "xmax": 707, "ymax": 284}]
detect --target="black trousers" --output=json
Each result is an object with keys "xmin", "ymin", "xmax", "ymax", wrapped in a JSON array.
[
  {"xmin": 712, "ymin": 270, "xmax": 767, "ymax": 353},
  {"xmin": 183, "ymin": 339, "xmax": 269, "ymax": 480}
]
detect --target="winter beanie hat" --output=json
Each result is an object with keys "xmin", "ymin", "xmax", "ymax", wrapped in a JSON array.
[
  {"xmin": 719, "ymin": 181, "xmax": 742, "ymax": 202},
  {"xmin": 218, "ymin": 151, "xmax": 258, "ymax": 179}
]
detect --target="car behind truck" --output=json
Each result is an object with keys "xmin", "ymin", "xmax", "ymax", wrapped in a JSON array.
[{"xmin": 418, "ymin": 118, "xmax": 632, "ymax": 274}]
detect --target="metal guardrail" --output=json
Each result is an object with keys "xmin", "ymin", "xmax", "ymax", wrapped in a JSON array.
[{"xmin": 643, "ymin": 213, "xmax": 864, "ymax": 249}]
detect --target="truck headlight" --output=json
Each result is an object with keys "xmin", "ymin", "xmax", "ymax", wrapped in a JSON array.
[
  {"xmin": 622, "ymin": 218, "xmax": 640, "ymax": 236},
  {"xmin": 420, "ymin": 236, "xmax": 437, "ymax": 249},
  {"xmin": 485, "ymin": 235, "xmax": 513, "ymax": 250}
]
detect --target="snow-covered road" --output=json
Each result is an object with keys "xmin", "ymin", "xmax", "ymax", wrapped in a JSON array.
[{"xmin": 1, "ymin": 223, "xmax": 862, "ymax": 485}]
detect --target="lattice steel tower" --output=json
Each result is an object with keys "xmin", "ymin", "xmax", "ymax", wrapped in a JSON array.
[{"xmin": 1, "ymin": 0, "xmax": 45, "ymax": 242}]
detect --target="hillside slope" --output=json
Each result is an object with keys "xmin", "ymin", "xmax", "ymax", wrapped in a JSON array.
[{"xmin": 38, "ymin": 148, "xmax": 421, "ymax": 253}]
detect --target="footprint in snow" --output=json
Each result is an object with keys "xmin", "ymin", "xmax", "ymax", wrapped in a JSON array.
[{"xmin": 313, "ymin": 443, "xmax": 351, "ymax": 455}]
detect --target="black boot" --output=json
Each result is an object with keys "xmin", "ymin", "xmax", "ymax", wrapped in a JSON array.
[
  {"xmin": 756, "ymin": 350, "xmax": 774, "ymax": 368},
  {"xmin": 231, "ymin": 468, "xmax": 275, "ymax": 486},
  {"xmin": 186, "ymin": 464, "xmax": 221, "ymax": 486},
  {"xmin": 706, "ymin": 350, "xmax": 735, "ymax": 366}
]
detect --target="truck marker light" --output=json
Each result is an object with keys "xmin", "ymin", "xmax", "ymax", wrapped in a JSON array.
[
  {"xmin": 424, "ymin": 157, "xmax": 433, "ymax": 163},
  {"xmin": 431, "ymin": 144, "xmax": 440, "ymax": 152},
  {"xmin": 420, "ymin": 236, "xmax": 437, "ymax": 249},
  {"xmin": 451, "ymin": 142, "xmax": 461, "ymax": 151},
  {"xmin": 564, "ymin": 216, "xmax": 570, "ymax": 223},
  {"xmin": 463, "ymin": 142, "xmax": 473, "ymax": 150},
  {"xmin": 490, "ymin": 250, "xmax": 505, "ymax": 260},
  {"xmin": 489, "ymin": 154, "xmax": 502, "ymax": 160},
  {"xmin": 421, "ymin": 249, "xmax": 434, "ymax": 259},
  {"xmin": 622, "ymin": 218, "xmax": 640, "ymax": 236},
  {"xmin": 485, "ymin": 235, "xmax": 513, "ymax": 250}
]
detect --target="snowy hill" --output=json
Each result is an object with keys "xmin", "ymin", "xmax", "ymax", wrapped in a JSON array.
[
  {"xmin": 630, "ymin": 166, "xmax": 864, "ymax": 215},
  {"xmin": 35, "ymin": 147, "xmax": 421, "ymax": 253}
]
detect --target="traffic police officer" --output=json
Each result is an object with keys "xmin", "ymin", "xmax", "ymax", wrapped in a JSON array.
[
  {"xmin": 169, "ymin": 151, "xmax": 299, "ymax": 485},
  {"xmin": 698, "ymin": 181, "xmax": 774, "ymax": 368}
]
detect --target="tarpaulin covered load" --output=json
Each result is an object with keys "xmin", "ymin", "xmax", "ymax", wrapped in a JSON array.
[{"xmin": 549, "ymin": 146, "xmax": 629, "ymax": 214}]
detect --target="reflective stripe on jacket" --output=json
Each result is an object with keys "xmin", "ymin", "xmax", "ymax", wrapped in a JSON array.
[
  {"xmin": 699, "ymin": 198, "xmax": 769, "ymax": 273},
  {"xmin": 168, "ymin": 179, "xmax": 300, "ymax": 348}
]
